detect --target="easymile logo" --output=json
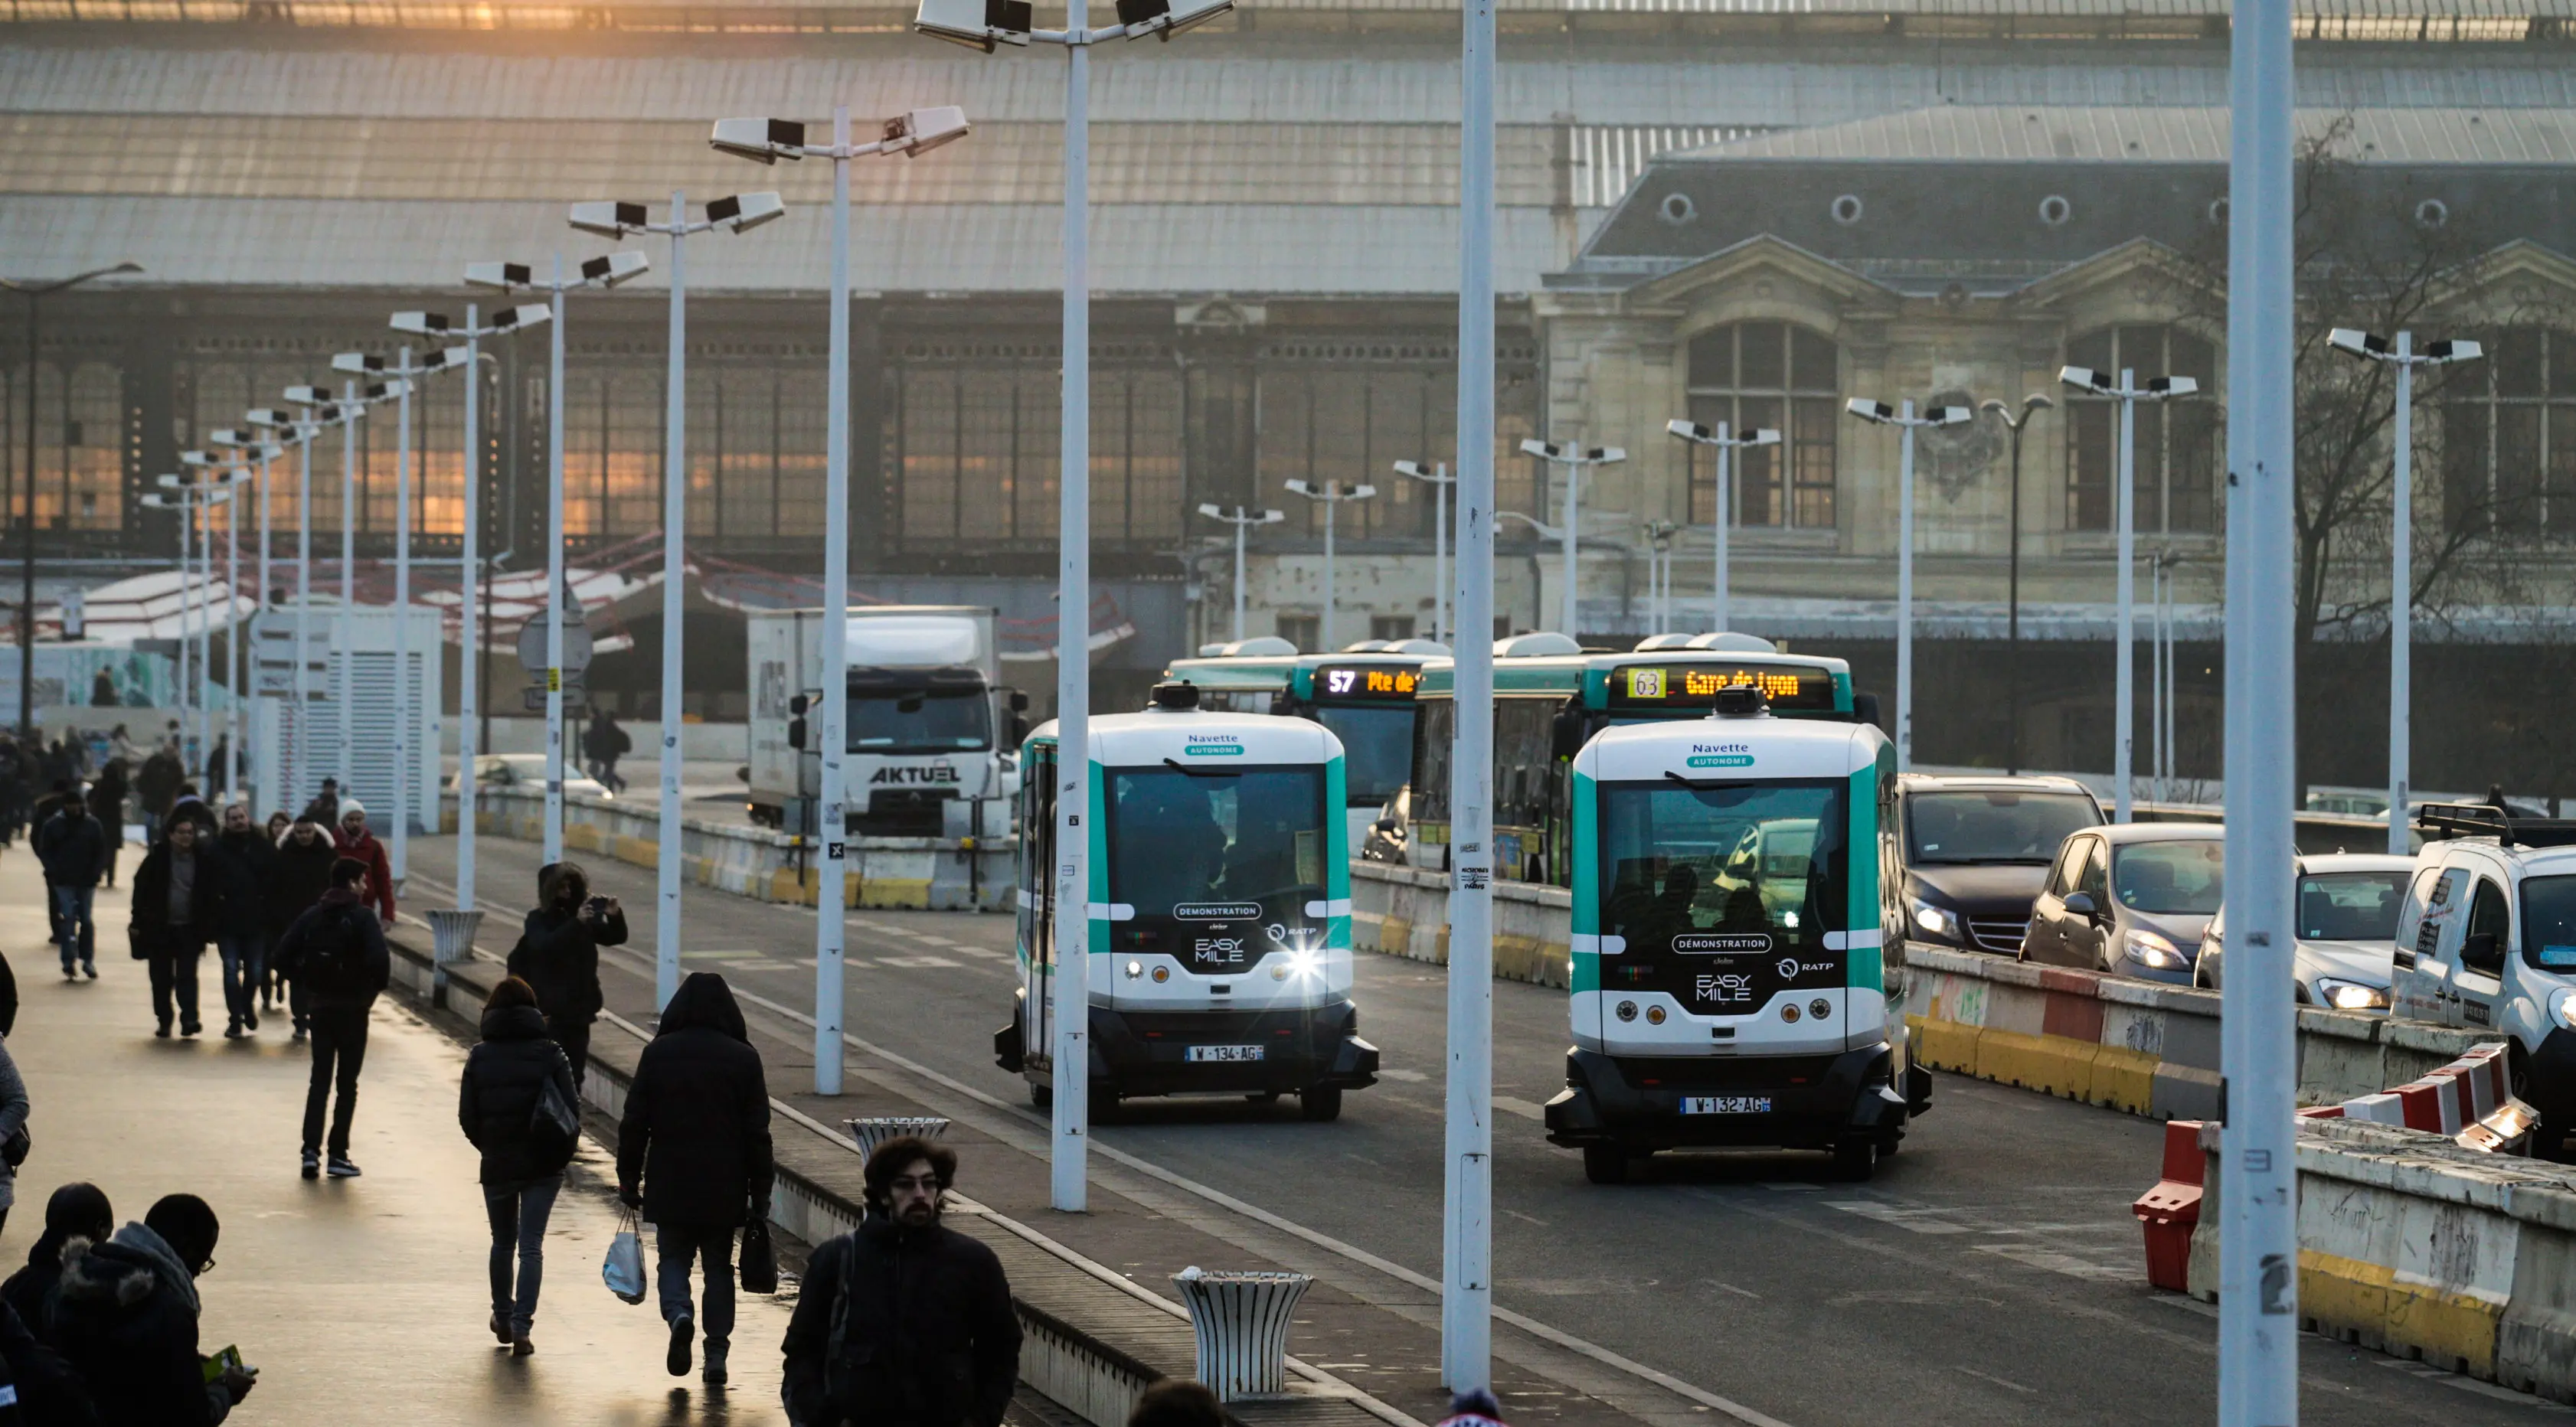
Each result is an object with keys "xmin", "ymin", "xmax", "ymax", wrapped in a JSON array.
[
  {"xmin": 1174, "ymin": 903, "xmax": 1262, "ymax": 920},
  {"xmin": 1674, "ymin": 932, "xmax": 1773, "ymax": 955},
  {"xmin": 1192, "ymin": 937, "xmax": 1247, "ymax": 964},
  {"xmin": 1695, "ymin": 973, "xmax": 1755, "ymax": 1004}
]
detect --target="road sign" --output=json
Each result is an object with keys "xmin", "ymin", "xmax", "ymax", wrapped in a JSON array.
[
  {"xmin": 515, "ymin": 613, "xmax": 594, "ymax": 678},
  {"xmin": 523, "ymin": 681, "xmax": 587, "ymax": 713},
  {"xmin": 248, "ymin": 612, "xmax": 331, "ymax": 697}
]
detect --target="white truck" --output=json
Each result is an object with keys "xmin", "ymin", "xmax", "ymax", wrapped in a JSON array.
[{"xmin": 746, "ymin": 606, "xmax": 1025, "ymax": 841}]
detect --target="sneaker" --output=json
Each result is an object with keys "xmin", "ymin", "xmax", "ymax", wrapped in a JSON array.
[
  {"xmin": 154, "ymin": 1023, "xmax": 172, "ymax": 1040},
  {"xmin": 300, "ymin": 1151, "xmax": 319, "ymax": 1180},
  {"xmin": 60, "ymin": 966, "xmax": 74, "ymax": 982},
  {"xmin": 81, "ymin": 963, "xmax": 96, "ymax": 981},
  {"xmin": 245, "ymin": 1009, "xmax": 259, "ymax": 1031},
  {"xmin": 326, "ymin": 1155, "xmax": 361, "ymax": 1179},
  {"xmin": 701, "ymin": 1343, "xmax": 728, "ymax": 1386},
  {"xmin": 665, "ymin": 1313, "xmax": 693, "ymax": 1377},
  {"xmin": 180, "ymin": 1021, "xmax": 201, "ymax": 1038},
  {"xmin": 224, "ymin": 1021, "xmax": 244, "ymax": 1040}
]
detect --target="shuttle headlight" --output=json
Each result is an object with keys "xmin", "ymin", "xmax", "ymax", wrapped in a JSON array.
[
  {"xmin": 1282, "ymin": 949, "xmax": 1323, "ymax": 980},
  {"xmin": 2551, "ymin": 988, "xmax": 2576, "ymax": 1033},
  {"xmin": 1125, "ymin": 959, "xmax": 1143, "ymax": 980}
]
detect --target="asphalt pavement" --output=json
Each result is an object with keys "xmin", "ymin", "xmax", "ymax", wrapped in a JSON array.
[{"xmin": 402, "ymin": 831, "xmax": 2566, "ymax": 1427}]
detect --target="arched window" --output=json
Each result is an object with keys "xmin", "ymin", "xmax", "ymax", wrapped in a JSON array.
[
  {"xmin": 2063, "ymin": 325, "xmax": 2218, "ymax": 534},
  {"xmin": 2440, "ymin": 328, "xmax": 2576, "ymax": 539},
  {"xmin": 1684, "ymin": 322, "xmax": 1840, "ymax": 530}
]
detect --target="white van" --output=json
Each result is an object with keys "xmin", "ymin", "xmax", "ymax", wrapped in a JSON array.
[{"xmin": 2391, "ymin": 804, "xmax": 2576, "ymax": 1150}]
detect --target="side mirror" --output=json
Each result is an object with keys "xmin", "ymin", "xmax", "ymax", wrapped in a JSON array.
[
  {"xmin": 2061, "ymin": 890, "xmax": 2100, "ymax": 920},
  {"xmin": 787, "ymin": 718, "xmax": 807, "ymax": 751},
  {"xmin": 1550, "ymin": 707, "xmax": 1587, "ymax": 761},
  {"xmin": 1852, "ymin": 691, "xmax": 1884, "ymax": 730},
  {"xmin": 2460, "ymin": 930, "xmax": 2503, "ymax": 974},
  {"xmin": 1008, "ymin": 689, "xmax": 1030, "ymax": 714},
  {"xmin": 789, "ymin": 694, "xmax": 809, "ymax": 716}
]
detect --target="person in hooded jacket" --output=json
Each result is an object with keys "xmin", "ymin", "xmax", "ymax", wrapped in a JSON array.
[
  {"xmin": 270, "ymin": 857, "xmax": 391, "ymax": 1180},
  {"xmin": 2, "ymin": 1183, "xmax": 110, "ymax": 1334},
  {"xmin": 458, "ymin": 976, "xmax": 577, "ymax": 1357},
  {"xmin": 505, "ymin": 863, "xmax": 625, "ymax": 1095},
  {"xmin": 211, "ymin": 804, "xmax": 278, "ymax": 1040},
  {"xmin": 83, "ymin": 763, "xmax": 125, "ymax": 890},
  {"xmin": 33, "ymin": 789, "xmax": 109, "ymax": 981},
  {"xmin": 129, "ymin": 818, "xmax": 221, "ymax": 1038},
  {"xmin": 51, "ymin": 1193, "xmax": 254, "ymax": 1426},
  {"xmin": 268, "ymin": 819, "xmax": 338, "ymax": 1043},
  {"xmin": 331, "ymin": 802, "xmax": 394, "ymax": 923},
  {"xmin": 615, "ymin": 973, "xmax": 771, "ymax": 1387}
]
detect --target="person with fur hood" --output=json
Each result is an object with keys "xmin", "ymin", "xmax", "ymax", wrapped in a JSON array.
[
  {"xmin": 50, "ymin": 1193, "xmax": 254, "ymax": 1425},
  {"xmin": 505, "ymin": 863, "xmax": 626, "ymax": 1095}
]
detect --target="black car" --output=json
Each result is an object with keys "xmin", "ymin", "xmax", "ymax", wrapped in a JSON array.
[{"xmin": 1895, "ymin": 775, "xmax": 2106, "ymax": 958}]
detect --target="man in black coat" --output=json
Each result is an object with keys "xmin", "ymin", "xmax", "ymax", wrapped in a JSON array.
[
  {"xmin": 780, "ymin": 1135, "xmax": 1019, "ymax": 1427},
  {"xmin": 211, "ymin": 803, "xmax": 279, "ymax": 1039},
  {"xmin": 50, "ymin": 1193, "xmax": 255, "ymax": 1427},
  {"xmin": 129, "ymin": 818, "xmax": 221, "ymax": 1038},
  {"xmin": 271, "ymin": 857, "xmax": 391, "ymax": 1180},
  {"xmin": 268, "ymin": 820, "xmax": 338, "ymax": 1043},
  {"xmin": 615, "ymin": 973, "xmax": 770, "ymax": 1388},
  {"xmin": 34, "ymin": 785, "xmax": 110, "ymax": 981},
  {"xmin": 505, "ymin": 862, "xmax": 626, "ymax": 1094}
]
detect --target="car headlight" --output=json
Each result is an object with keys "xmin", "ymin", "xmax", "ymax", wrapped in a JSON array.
[
  {"xmin": 2313, "ymin": 978, "xmax": 2390, "ymax": 1012},
  {"xmin": 2125, "ymin": 929, "xmax": 2185, "ymax": 968},
  {"xmin": 2549, "ymin": 988, "xmax": 2576, "ymax": 1034},
  {"xmin": 1910, "ymin": 899, "xmax": 1963, "ymax": 945}
]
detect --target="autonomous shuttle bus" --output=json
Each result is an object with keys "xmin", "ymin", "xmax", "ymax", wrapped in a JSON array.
[
  {"xmin": 1544, "ymin": 684, "xmax": 1930, "ymax": 1183},
  {"xmin": 996, "ymin": 681, "xmax": 1379, "ymax": 1120},
  {"xmin": 1166, "ymin": 638, "xmax": 1448, "ymax": 850}
]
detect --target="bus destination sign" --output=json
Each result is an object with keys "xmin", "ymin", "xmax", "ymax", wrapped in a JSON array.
[
  {"xmin": 1608, "ymin": 663, "xmax": 1835, "ymax": 713},
  {"xmin": 1315, "ymin": 665, "xmax": 1420, "ymax": 701}
]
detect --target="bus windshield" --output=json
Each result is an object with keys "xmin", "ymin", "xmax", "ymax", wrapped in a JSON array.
[
  {"xmin": 1107, "ymin": 766, "xmax": 1328, "ymax": 913},
  {"xmin": 848, "ymin": 687, "xmax": 991, "ymax": 754},
  {"xmin": 1906, "ymin": 791, "xmax": 2100, "ymax": 864},
  {"xmin": 1313, "ymin": 705, "xmax": 1414, "ymax": 805},
  {"xmin": 1597, "ymin": 779, "xmax": 1848, "ymax": 952}
]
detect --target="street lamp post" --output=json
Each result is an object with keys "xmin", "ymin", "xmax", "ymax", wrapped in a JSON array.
[
  {"xmin": 1518, "ymin": 440, "xmax": 1624, "ymax": 640},
  {"xmin": 1664, "ymin": 420, "xmax": 1779, "ymax": 635},
  {"xmin": 1639, "ymin": 521, "xmax": 1679, "ymax": 631},
  {"xmin": 1844, "ymin": 399, "xmax": 1972, "ymax": 772},
  {"xmin": 712, "ymin": 100, "xmax": 973, "ymax": 1099},
  {"xmin": 153, "ymin": 471, "xmax": 248, "ymax": 769},
  {"xmin": 3, "ymin": 261, "xmax": 141, "ymax": 742},
  {"xmin": 2327, "ymin": 327, "xmax": 2483, "ymax": 852},
  {"xmin": 1193, "ymin": 504, "xmax": 1284, "ymax": 643},
  {"xmin": 247, "ymin": 405, "xmax": 335, "ymax": 810},
  {"xmin": 464, "ymin": 252, "xmax": 653, "ymax": 870},
  {"xmin": 1979, "ymin": 394, "xmax": 2053, "ymax": 776},
  {"xmin": 204, "ymin": 431, "xmax": 285, "ymax": 807},
  {"xmin": 1283, "ymin": 479, "xmax": 1375, "ymax": 651},
  {"xmin": 1391, "ymin": 461, "xmax": 1454, "ymax": 645},
  {"xmin": 389, "ymin": 305, "xmax": 552, "ymax": 917},
  {"xmin": 2060, "ymin": 365, "xmax": 2199, "ymax": 821},
  {"xmin": 565, "ymin": 191, "xmax": 782, "ymax": 1011}
]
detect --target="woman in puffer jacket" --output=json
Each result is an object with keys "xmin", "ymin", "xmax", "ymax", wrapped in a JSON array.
[{"xmin": 458, "ymin": 976, "xmax": 578, "ymax": 1358}]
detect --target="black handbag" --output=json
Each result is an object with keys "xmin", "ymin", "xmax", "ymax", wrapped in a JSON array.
[
  {"xmin": 3, "ymin": 1124, "xmax": 30, "ymax": 1169},
  {"xmin": 739, "ymin": 1214, "xmax": 778, "ymax": 1295}
]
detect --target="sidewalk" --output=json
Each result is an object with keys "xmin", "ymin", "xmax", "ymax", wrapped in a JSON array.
[{"xmin": 0, "ymin": 848, "xmax": 794, "ymax": 1425}]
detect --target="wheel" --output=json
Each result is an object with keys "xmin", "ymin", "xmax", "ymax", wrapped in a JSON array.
[
  {"xmin": 1088, "ymin": 1089, "xmax": 1120, "ymax": 1122},
  {"xmin": 1832, "ymin": 1135, "xmax": 1879, "ymax": 1181},
  {"xmin": 1876, "ymin": 1128, "xmax": 1904, "ymax": 1158},
  {"xmin": 1028, "ymin": 1082, "xmax": 1053, "ymax": 1110},
  {"xmin": 1299, "ymin": 1086, "xmax": 1343, "ymax": 1122},
  {"xmin": 1581, "ymin": 1144, "xmax": 1630, "ymax": 1184}
]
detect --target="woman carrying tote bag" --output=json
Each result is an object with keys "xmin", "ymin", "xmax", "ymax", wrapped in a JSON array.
[{"xmin": 458, "ymin": 975, "xmax": 580, "ymax": 1357}]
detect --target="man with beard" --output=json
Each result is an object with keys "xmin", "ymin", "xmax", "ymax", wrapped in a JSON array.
[{"xmin": 778, "ymin": 1136, "xmax": 1018, "ymax": 1427}]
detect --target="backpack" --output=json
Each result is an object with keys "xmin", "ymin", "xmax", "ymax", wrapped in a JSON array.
[{"xmin": 297, "ymin": 904, "xmax": 368, "ymax": 994}]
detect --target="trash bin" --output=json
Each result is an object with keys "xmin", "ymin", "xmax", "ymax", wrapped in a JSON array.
[
  {"xmin": 844, "ymin": 1116, "xmax": 950, "ymax": 1161},
  {"xmin": 426, "ymin": 909, "xmax": 484, "ymax": 965},
  {"xmin": 1170, "ymin": 1265, "xmax": 1312, "ymax": 1400}
]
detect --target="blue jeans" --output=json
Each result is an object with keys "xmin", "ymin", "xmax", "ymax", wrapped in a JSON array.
[
  {"xmin": 48, "ymin": 883, "xmax": 94, "ymax": 969},
  {"xmin": 655, "ymin": 1223, "xmax": 736, "ymax": 1349},
  {"xmin": 483, "ymin": 1176, "xmax": 563, "ymax": 1337},
  {"xmin": 218, "ymin": 932, "xmax": 266, "ymax": 1026}
]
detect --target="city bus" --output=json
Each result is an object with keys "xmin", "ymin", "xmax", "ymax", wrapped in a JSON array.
[
  {"xmin": 1165, "ymin": 637, "xmax": 1448, "ymax": 849},
  {"xmin": 1407, "ymin": 632, "xmax": 1876, "ymax": 886},
  {"xmin": 995, "ymin": 681, "xmax": 1379, "ymax": 1121},
  {"xmin": 1541, "ymin": 683, "xmax": 1929, "ymax": 1183}
]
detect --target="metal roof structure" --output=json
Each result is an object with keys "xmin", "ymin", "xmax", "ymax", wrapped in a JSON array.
[{"xmin": 1681, "ymin": 104, "xmax": 2576, "ymax": 164}]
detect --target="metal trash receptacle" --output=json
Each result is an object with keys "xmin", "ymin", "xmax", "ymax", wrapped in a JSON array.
[
  {"xmin": 1170, "ymin": 1265, "xmax": 1312, "ymax": 1399},
  {"xmin": 844, "ymin": 1116, "xmax": 950, "ymax": 1161},
  {"xmin": 427, "ymin": 908, "xmax": 484, "ymax": 965}
]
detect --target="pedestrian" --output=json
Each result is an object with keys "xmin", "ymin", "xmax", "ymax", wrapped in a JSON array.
[
  {"xmin": 458, "ymin": 976, "xmax": 577, "ymax": 1358},
  {"xmin": 129, "ymin": 815, "xmax": 221, "ymax": 1038},
  {"xmin": 87, "ymin": 759, "xmax": 127, "ymax": 887},
  {"xmin": 1129, "ymin": 1380, "xmax": 1225, "ymax": 1427},
  {"xmin": 300, "ymin": 776, "xmax": 340, "ymax": 829},
  {"xmin": 780, "ymin": 1135, "xmax": 1019, "ymax": 1425},
  {"xmin": 504, "ymin": 863, "xmax": 623, "ymax": 1094},
  {"xmin": 587, "ymin": 709, "xmax": 632, "ymax": 794},
  {"xmin": 34, "ymin": 788, "xmax": 109, "ymax": 981},
  {"xmin": 213, "ymin": 802, "xmax": 278, "ymax": 1039},
  {"xmin": 2, "ymin": 1182, "xmax": 110, "ymax": 1333},
  {"xmin": 614, "ymin": 973, "xmax": 771, "ymax": 1386},
  {"xmin": 51, "ymin": 1193, "xmax": 258, "ymax": 1425},
  {"xmin": 1437, "ymin": 1389, "xmax": 1509, "ymax": 1427},
  {"xmin": 0, "ymin": 1291, "xmax": 93, "ymax": 1425},
  {"xmin": 271, "ymin": 856, "xmax": 389, "ymax": 1180},
  {"xmin": 0, "ymin": 1035, "xmax": 27, "ymax": 1240},
  {"xmin": 89, "ymin": 671, "xmax": 115, "ymax": 708},
  {"xmin": 166, "ymin": 785, "xmax": 216, "ymax": 841},
  {"xmin": 132, "ymin": 747, "xmax": 179, "ymax": 846},
  {"xmin": 263, "ymin": 809, "xmax": 288, "ymax": 842},
  {"xmin": 270, "ymin": 818, "xmax": 337, "ymax": 1042},
  {"xmin": 202, "ymin": 736, "xmax": 228, "ymax": 798},
  {"xmin": 333, "ymin": 801, "xmax": 394, "ymax": 923},
  {"xmin": 107, "ymin": 724, "xmax": 136, "ymax": 766}
]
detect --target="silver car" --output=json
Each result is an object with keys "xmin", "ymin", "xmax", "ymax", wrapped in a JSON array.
[{"xmin": 2195, "ymin": 852, "xmax": 2412, "ymax": 1012}]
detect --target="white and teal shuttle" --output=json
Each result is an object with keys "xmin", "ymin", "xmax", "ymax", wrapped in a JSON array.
[
  {"xmin": 1543, "ymin": 684, "xmax": 1931, "ymax": 1181},
  {"xmin": 995, "ymin": 681, "xmax": 1379, "ymax": 1120}
]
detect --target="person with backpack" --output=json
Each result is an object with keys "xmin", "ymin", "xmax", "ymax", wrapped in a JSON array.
[
  {"xmin": 212, "ymin": 802, "xmax": 279, "ymax": 1040},
  {"xmin": 269, "ymin": 818, "xmax": 337, "ymax": 1043},
  {"xmin": 458, "ymin": 976, "xmax": 578, "ymax": 1358},
  {"xmin": 505, "ymin": 863, "xmax": 625, "ymax": 1095},
  {"xmin": 614, "ymin": 974, "xmax": 770, "ymax": 1387},
  {"xmin": 271, "ymin": 857, "xmax": 390, "ymax": 1180},
  {"xmin": 779, "ymin": 1135, "xmax": 1018, "ymax": 1427},
  {"xmin": 34, "ymin": 785, "xmax": 110, "ymax": 981},
  {"xmin": 129, "ymin": 817, "xmax": 222, "ymax": 1039}
]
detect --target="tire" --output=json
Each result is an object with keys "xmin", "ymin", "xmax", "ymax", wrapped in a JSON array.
[
  {"xmin": 1028, "ymin": 1082, "xmax": 1053, "ymax": 1110},
  {"xmin": 1581, "ymin": 1144, "xmax": 1630, "ymax": 1185},
  {"xmin": 1876, "ymin": 1128, "xmax": 1904, "ymax": 1158},
  {"xmin": 1832, "ymin": 1135, "xmax": 1879, "ymax": 1181},
  {"xmin": 1299, "ymin": 1086, "xmax": 1343, "ymax": 1122}
]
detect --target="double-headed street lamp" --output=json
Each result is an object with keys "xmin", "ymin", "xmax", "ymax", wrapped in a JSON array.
[
  {"xmin": 1980, "ymin": 393, "xmax": 2054, "ymax": 776},
  {"xmin": 285, "ymin": 377, "xmax": 405, "ymax": 811},
  {"xmin": 1518, "ymin": 439, "xmax": 1625, "ymax": 639},
  {"xmin": 139, "ymin": 483, "xmax": 227, "ymax": 756},
  {"xmin": 2326, "ymin": 327, "xmax": 2483, "ymax": 853},
  {"xmin": 567, "ymin": 189, "xmax": 784, "ymax": 1010},
  {"xmin": 1283, "ymin": 479, "xmax": 1374, "ymax": 651},
  {"xmin": 152, "ymin": 468, "xmax": 248, "ymax": 767},
  {"xmin": 387, "ymin": 304, "xmax": 552, "ymax": 918},
  {"xmin": 1664, "ymin": 420, "xmax": 1779, "ymax": 635},
  {"xmin": 198, "ymin": 433, "xmax": 285, "ymax": 802},
  {"xmin": 462, "ymin": 252, "xmax": 652, "ymax": 870},
  {"xmin": 1639, "ymin": 520, "xmax": 1679, "ymax": 632},
  {"xmin": 1194, "ymin": 504, "xmax": 1284, "ymax": 643},
  {"xmin": 711, "ymin": 101, "xmax": 972, "ymax": 1102},
  {"xmin": 1845, "ymin": 399, "xmax": 1972, "ymax": 773},
  {"xmin": 2059, "ymin": 365, "xmax": 2198, "ymax": 821},
  {"xmin": 246, "ymin": 401, "xmax": 348, "ymax": 813},
  {"xmin": 1391, "ymin": 461, "xmax": 1455, "ymax": 645}
]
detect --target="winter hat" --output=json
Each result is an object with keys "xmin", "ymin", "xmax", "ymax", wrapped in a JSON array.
[{"xmin": 338, "ymin": 797, "xmax": 367, "ymax": 821}]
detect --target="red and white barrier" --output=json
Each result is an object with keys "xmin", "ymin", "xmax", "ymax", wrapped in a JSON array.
[{"xmin": 2339, "ymin": 1042, "xmax": 2516, "ymax": 1141}]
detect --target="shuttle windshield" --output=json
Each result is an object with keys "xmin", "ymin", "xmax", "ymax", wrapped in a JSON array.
[
  {"xmin": 1107, "ymin": 765, "xmax": 1331, "ymax": 975},
  {"xmin": 1598, "ymin": 779, "xmax": 1849, "ymax": 952}
]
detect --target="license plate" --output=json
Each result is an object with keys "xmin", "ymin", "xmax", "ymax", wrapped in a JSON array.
[
  {"xmin": 1681, "ymin": 1096, "xmax": 1772, "ymax": 1115},
  {"xmin": 1185, "ymin": 1044, "xmax": 1264, "ymax": 1063}
]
